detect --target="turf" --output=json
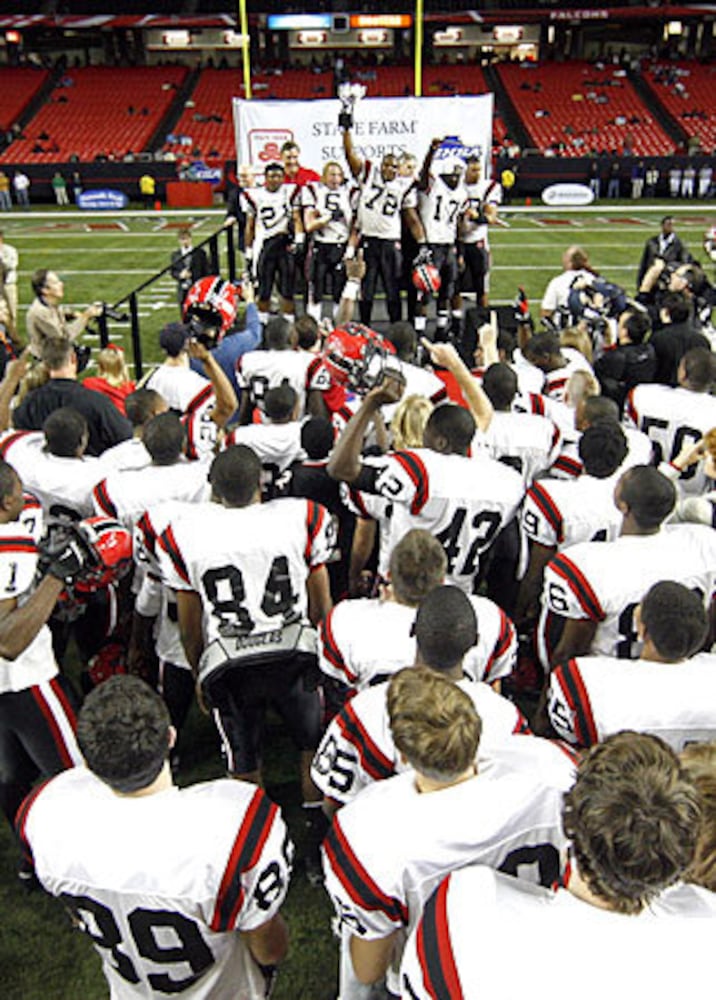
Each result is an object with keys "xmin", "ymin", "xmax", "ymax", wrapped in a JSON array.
[{"xmin": 0, "ymin": 199, "xmax": 712, "ymax": 999}]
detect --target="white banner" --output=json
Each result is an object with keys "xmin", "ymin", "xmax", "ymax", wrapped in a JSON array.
[{"xmin": 232, "ymin": 94, "xmax": 493, "ymax": 177}]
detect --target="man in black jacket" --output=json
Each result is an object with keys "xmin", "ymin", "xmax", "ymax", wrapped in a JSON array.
[
  {"xmin": 13, "ymin": 338, "xmax": 132, "ymax": 456},
  {"xmin": 594, "ymin": 308, "xmax": 656, "ymax": 412},
  {"xmin": 648, "ymin": 292, "xmax": 710, "ymax": 386},
  {"xmin": 170, "ymin": 227, "xmax": 210, "ymax": 310},
  {"xmin": 636, "ymin": 215, "xmax": 690, "ymax": 287}
]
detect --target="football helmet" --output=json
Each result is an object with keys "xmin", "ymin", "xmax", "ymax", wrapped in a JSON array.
[
  {"xmin": 704, "ymin": 226, "xmax": 716, "ymax": 263},
  {"xmin": 412, "ymin": 261, "xmax": 441, "ymax": 295},
  {"xmin": 84, "ymin": 643, "xmax": 127, "ymax": 691},
  {"xmin": 73, "ymin": 516, "xmax": 133, "ymax": 594},
  {"xmin": 323, "ymin": 323, "xmax": 397, "ymax": 393},
  {"xmin": 182, "ymin": 276, "xmax": 241, "ymax": 343}
]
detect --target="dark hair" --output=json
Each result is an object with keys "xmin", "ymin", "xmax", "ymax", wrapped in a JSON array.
[
  {"xmin": 563, "ymin": 731, "xmax": 701, "ymax": 914},
  {"xmin": 681, "ymin": 347, "xmax": 716, "ymax": 393},
  {"xmin": 579, "ymin": 422, "xmax": 627, "ymax": 479},
  {"xmin": 77, "ymin": 675, "xmax": 170, "ymax": 794},
  {"xmin": 618, "ymin": 466, "xmax": 676, "ymax": 529},
  {"xmin": 209, "ymin": 445, "xmax": 261, "ymax": 507},
  {"xmin": 142, "ymin": 411, "xmax": 185, "ymax": 465},
  {"xmin": 0, "ymin": 459, "xmax": 18, "ymax": 503},
  {"xmin": 523, "ymin": 332, "xmax": 561, "ymax": 364},
  {"xmin": 280, "ymin": 141, "xmax": 299, "ymax": 155},
  {"xmin": 294, "ymin": 314, "xmax": 319, "ymax": 351},
  {"xmin": 264, "ymin": 384, "xmax": 297, "ymax": 422},
  {"xmin": 425, "ymin": 404, "xmax": 475, "ymax": 455},
  {"xmin": 414, "ymin": 585, "xmax": 478, "ymax": 671},
  {"xmin": 301, "ymin": 417, "xmax": 333, "ymax": 459},
  {"xmin": 41, "ymin": 337, "xmax": 74, "ymax": 371},
  {"xmin": 661, "ymin": 215, "xmax": 674, "ymax": 227},
  {"xmin": 661, "ymin": 291, "xmax": 690, "ymax": 325},
  {"xmin": 497, "ymin": 330, "xmax": 516, "ymax": 360},
  {"xmin": 621, "ymin": 310, "xmax": 651, "ymax": 344},
  {"xmin": 482, "ymin": 363, "xmax": 518, "ymax": 411},
  {"xmin": 582, "ymin": 395, "xmax": 620, "ymax": 425},
  {"xmin": 264, "ymin": 316, "xmax": 291, "ymax": 351},
  {"xmin": 389, "ymin": 529, "xmax": 446, "ymax": 606},
  {"xmin": 125, "ymin": 387, "xmax": 164, "ymax": 428},
  {"xmin": 386, "ymin": 322, "xmax": 417, "ymax": 362},
  {"xmin": 640, "ymin": 581, "xmax": 708, "ymax": 661},
  {"xmin": 43, "ymin": 407, "xmax": 87, "ymax": 457},
  {"xmin": 31, "ymin": 268, "xmax": 50, "ymax": 298},
  {"xmin": 264, "ymin": 162, "xmax": 285, "ymax": 177}
]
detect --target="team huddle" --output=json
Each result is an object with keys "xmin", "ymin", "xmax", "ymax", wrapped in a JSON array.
[{"xmin": 2, "ymin": 111, "xmax": 716, "ymax": 1000}]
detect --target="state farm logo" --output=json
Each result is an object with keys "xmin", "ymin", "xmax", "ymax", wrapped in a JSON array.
[{"xmin": 249, "ymin": 129, "xmax": 293, "ymax": 164}]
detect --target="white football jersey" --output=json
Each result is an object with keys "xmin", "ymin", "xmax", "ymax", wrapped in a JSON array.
[
  {"xmin": 0, "ymin": 430, "xmax": 100, "ymax": 519},
  {"xmin": 461, "ymin": 178, "xmax": 502, "ymax": 247},
  {"xmin": 143, "ymin": 364, "xmax": 209, "ymax": 414},
  {"xmin": 98, "ymin": 437, "xmax": 152, "ymax": 473},
  {"xmin": 237, "ymin": 349, "xmax": 330, "ymax": 418},
  {"xmin": 321, "ymin": 762, "xmax": 569, "ymax": 953},
  {"xmin": 539, "ymin": 525, "xmax": 716, "ymax": 666},
  {"xmin": 225, "ymin": 421, "xmax": 305, "ymax": 483},
  {"xmin": 0, "ymin": 520, "xmax": 60, "ymax": 693},
  {"xmin": 400, "ymin": 867, "xmax": 712, "ymax": 1000},
  {"xmin": 543, "ymin": 348, "xmax": 594, "ymax": 402},
  {"xmin": 158, "ymin": 497, "xmax": 334, "ymax": 670},
  {"xmin": 626, "ymin": 384, "xmax": 716, "ymax": 496},
  {"xmin": 302, "ymin": 181, "xmax": 353, "ymax": 244},
  {"xmin": 548, "ymin": 652, "xmax": 716, "ymax": 751},
  {"xmin": 476, "ymin": 411, "xmax": 561, "ymax": 485},
  {"xmin": 652, "ymin": 883, "xmax": 716, "ymax": 917},
  {"xmin": 550, "ymin": 425, "xmax": 653, "ymax": 481},
  {"xmin": 522, "ymin": 473, "xmax": 623, "ymax": 549},
  {"xmin": 311, "ymin": 677, "xmax": 529, "ymax": 806},
  {"xmin": 418, "ymin": 174, "xmax": 468, "ymax": 245},
  {"xmin": 318, "ymin": 594, "xmax": 516, "ymax": 690},
  {"xmin": 93, "ymin": 460, "xmax": 211, "ymax": 531},
  {"xmin": 541, "ymin": 268, "xmax": 593, "ymax": 315},
  {"xmin": 21, "ymin": 767, "xmax": 292, "ymax": 1000},
  {"xmin": 242, "ymin": 184, "xmax": 296, "ymax": 241},
  {"xmin": 356, "ymin": 161, "xmax": 417, "ymax": 241},
  {"xmin": 352, "ymin": 448, "xmax": 524, "ymax": 593}
]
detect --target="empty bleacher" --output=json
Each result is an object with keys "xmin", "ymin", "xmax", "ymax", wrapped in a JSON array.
[
  {"xmin": 0, "ymin": 67, "xmax": 49, "ymax": 131},
  {"xmin": 644, "ymin": 60, "xmax": 716, "ymax": 151},
  {"xmin": 0, "ymin": 66, "xmax": 187, "ymax": 164},
  {"xmin": 497, "ymin": 60, "xmax": 675, "ymax": 156}
]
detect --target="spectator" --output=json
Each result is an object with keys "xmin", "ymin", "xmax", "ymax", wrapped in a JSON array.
[
  {"xmin": 25, "ymin": 268, "xmax": 103, "ymax": 360},
  {"xmin": 13, "ymin": 338, "xmax": 132, "ymax": 457},
  {"xmin": 169, "ymin": 227, "xmax": 210, "ymax": 309},
  {"xmin": 12, "ymin": 170, "xmax": 30, "ymax": 208},
  {"xmin": 0, "ymin": 171, "xmax": 11, "ymax": 211},
  {"xmin": 51, "ymin": 172, "xmax": 69, "ymax": 207},
  {"xmin": 637, "ymin": 215, "xmax": 690, "ymax": 288},
  {"xmin": 606, "ymin": 160, "xmax": 620, "ymax": 198},
  {"xmin": 82, "ymin": 344, "xmax": 136, "ymax": 416},
  {"xmin": 139, "ymin": 173, "xmax": 155, "ymax": 209},
  {"xmin": 0, "ymin": 229, "xmax": 18, "ymax": 324}
]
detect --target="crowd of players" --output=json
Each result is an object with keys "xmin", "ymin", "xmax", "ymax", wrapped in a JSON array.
[{"xmin": 2, "ymin": 113, "xmax": 716, "ymax": 999}]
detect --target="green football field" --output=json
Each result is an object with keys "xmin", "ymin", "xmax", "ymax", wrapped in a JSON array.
[{"xmin": 0, "ymin": 199, "xmax": 713, "ymax": 1000}]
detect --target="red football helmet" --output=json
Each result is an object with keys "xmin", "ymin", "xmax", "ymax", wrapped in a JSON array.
[
  {"xmin": 323, "ymin": 322, "xmax": 397, "ymax": 393},
  {"xmin": 412, "ymin": 261, "xmax": 441, "ymax": 295},
  {"xmin": 74, "ymin": 516, "xmax": 133, "ymax": 594},
  {"xmin": 182, "ymin": 276, "xmax": 240, "ymax": 342}
]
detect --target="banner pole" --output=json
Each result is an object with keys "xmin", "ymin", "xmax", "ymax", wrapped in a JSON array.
[
  {"xmin": 414, "ymin": 0, "xmax": 423, "ymax": 97},
  {"xmin": 239, "ymin": 0, "xmax": 252, "ymax": 99}
]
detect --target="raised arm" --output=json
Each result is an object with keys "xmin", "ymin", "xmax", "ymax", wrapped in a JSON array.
[
  {"xmin": 342, "ymin": 127, "xmax": 363, "ymax": 180},
  {"xmin": 420, "ymin": 338, "xmax": 493, "ymax": 432}
]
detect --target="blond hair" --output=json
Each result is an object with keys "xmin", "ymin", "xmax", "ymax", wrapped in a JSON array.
[
  {"xmin": 390, "ymin": 394, "xmax": 433, "ymax": 450},
  {"xmin": 387, "ymin": 666, "xmax": 481, "ymax": 782},
  {"xmin": 388, "ymin": 528, "xmax": 446, "ymax": 606},
  {"xmin": 97, "ymin": 345, "xmax": 131, "ymax": 387},
  {"xmin": 680, "ymin": 742, "xmax": 716, "ymax": 892},
  {"xmin": 560, "ymin": 326, "xmax": 593, "ymax": 364}
]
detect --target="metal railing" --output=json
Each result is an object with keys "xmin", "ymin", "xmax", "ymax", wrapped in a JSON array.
[{"xmin": 96, "ymin": 223, "xmax": 239, "ymax": 379}]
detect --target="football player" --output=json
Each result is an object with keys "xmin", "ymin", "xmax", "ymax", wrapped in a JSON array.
[
  {"xmin": 322, "ymin": 665, "xmax": 571, "ymax": 996},
  {"xmin": 19, "ymin": 676, "xmax": 292, "ymax": 999},
  {"xmin": 93, "ymin": 411, "xmax": 210, "ymax": 531},
  {"xmin": 625, "ymin": 346, "xmax": 716, "ymax": 496},
  {"xmin": 236, "ymin": 316, "xmax": 330, "ymax": 422},
  {"xmin": 157, "ymin": 446, "xmax": 334, "ymax": 862},
  {"xmin": 302, "ymin": 161, "xmax": 354, "ymax": 322},
  {"xmin": 98, "ymin": 388, "xmax": 168, "ymax": 473},
  {"xmin": 0, "ymin": 459, "xmax": 94, "ymax": 859},
  {"xmin": 319, "ymin": 530, "xmax": 516, "ymax": 695},
  {"xmin": 242, "ymin": 161, "xmax": 304, "ymax": 322},
  {"xmin": 400, "ymin": 732, "xmax": 708, "ymax": 1000},
  {"xmin": 522, "ymin": 331, "xmax": 595, "ymax": 403},
  {"xmin": 516, "ymin": 421, "xmax": 628, "ymax": 626},
  {"xmin": 539, "ymin": 465, "xmax": 716, "ymax": 670},
  {"xmin": 547, "ymin": 581, "xmax": 716, "ymax": 750},
  {"xmin": 341, "ymin": 119, "xmax": 426, "ymax": 325},
  {"xmin": 459, "ymin": 155, "xmax": 503, "ymax": 308},
  {"xmin": 415, "ymin": 139, "xmax": 469, "ymax": 341},
  {"xmin": 327, "ymin": 347, "xmax": 523, "ymax": 597}
]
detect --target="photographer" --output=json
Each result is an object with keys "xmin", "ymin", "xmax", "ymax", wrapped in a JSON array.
[
  {"xmin": 594, "ymin": 307, "xmax": 656, "ymax": 413},
  {"xmin": 648, "ymin": 290, "xmax": 711, "ymax": 386},
  {"xmin": 26, "ymin": 269, "xmax": 103, "ymax": 360}
]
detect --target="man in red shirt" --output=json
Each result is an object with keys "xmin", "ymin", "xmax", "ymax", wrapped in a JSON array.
[{"xmin": 281, "ymin": 141, "xmax": 320, "ymax": 187}]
